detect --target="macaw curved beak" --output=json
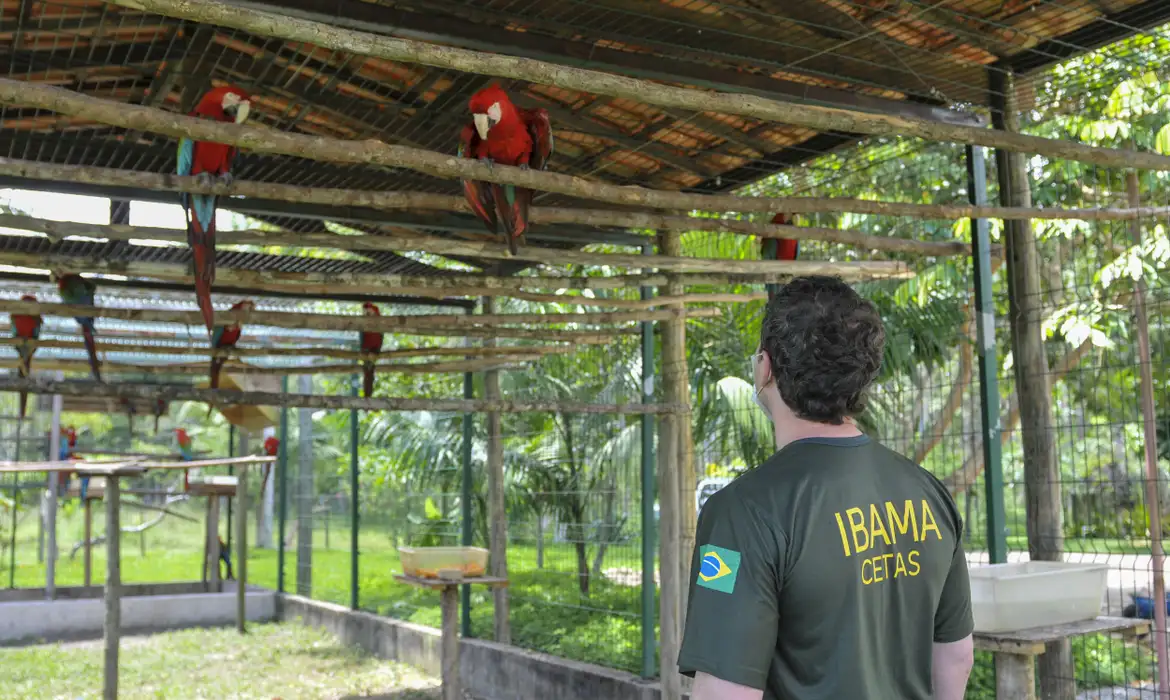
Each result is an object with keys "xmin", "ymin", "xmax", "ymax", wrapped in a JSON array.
[
  {"xmin": 474, "ymin": 113, "xmax": 490, "ymax": 140},
  {"xmin": 234, "ymin": 101, "xmax": 251, "ymax": 124}
]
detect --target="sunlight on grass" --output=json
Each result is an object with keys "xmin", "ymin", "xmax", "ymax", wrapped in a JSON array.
[{"xmin": 0, "ymin": 623, "xmax": 439, "ymax": 700}]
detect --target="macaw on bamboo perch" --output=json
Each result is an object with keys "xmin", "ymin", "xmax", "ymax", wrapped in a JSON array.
[
  {"xmin": 359, "ymin": 302, "xmax": 383, "ymax": 398},
  {"xmin": 11, "ymin": 294, "xmax": 42, "ymax": 421},
  {"xmin": 761, "ymin": 212, "xmax": 799, "ymax": 301},
  {"xmin": 207, "ymin": 299, "xmax": 253, "ymax": 418},
  {"xmin": 458, "ymin": 83, "xmax": 553, "ymax": 255},
  {"xmin": 177, "ymin": 85, "xmax": 252, "ymax": 333},
  {"xmin": 55, "ymin": 273, "xmax": 101, "ymax": 381}
]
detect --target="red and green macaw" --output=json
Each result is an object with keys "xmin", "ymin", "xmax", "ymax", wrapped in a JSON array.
[
  {"xmin": 55, "ymin": 273, "xmax": 101, "ymax": 381},
  {"xmin": 176, "ymin": 427, "xmax": 194, "ymax": 491},
  {"xmin": 177, "ymin": 85, "xmax": 252, "ymax": 333},
  {"xmin": 11, "ymin": 294, "xmax": 42, "ymax": 420},
  {"xmin": 261, "ymin": 435, "xmax": 279, "ymax": 496},
  {"xmin": 359, "ymin": 302, "xmax": 383, "ymax": 398},
  {"xmin": 458, "ymin": 83, "xmax": 553, "ymax": 255},
  {"xmin": 761, "ymin": 212, "xmax": 799, "ymax": 301},
  {"xmin": 207, "ymin": 299, "xmax": 252, "ymax": 416}
]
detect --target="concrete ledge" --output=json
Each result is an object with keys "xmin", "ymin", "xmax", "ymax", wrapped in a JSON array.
[
  {"xmin": 0, "ymin": 584, "xmax": 276, "ymax": 645},
  {"xmin": 278, "ymin": 594, "xmax": 665, "ymax": 700},
  {"xmin": 0, "ymin": 581, "xmax": 211, "ymax": 602}
]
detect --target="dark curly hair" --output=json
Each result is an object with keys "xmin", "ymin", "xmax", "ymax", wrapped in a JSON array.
[{"xmin": 760, "ymin": 275, "xmax": 885, "ymax": 425}]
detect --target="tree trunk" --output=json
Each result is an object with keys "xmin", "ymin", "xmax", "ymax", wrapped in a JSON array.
[
  {"xmin": 994, "ymin": 68, "xmax": 1070, "ymax": 700},
  {"xmin": 574, "ymin": 536, "xmax": 591, "ymax": 597},
  {"xmin": 482, "ymin": 297, "xmax": 510, "ymax": 645}
]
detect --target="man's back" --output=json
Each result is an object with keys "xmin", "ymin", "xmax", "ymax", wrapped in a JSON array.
[{"xmin": 678, "ymin": 435, "xmax": 973, "ymax": 700}]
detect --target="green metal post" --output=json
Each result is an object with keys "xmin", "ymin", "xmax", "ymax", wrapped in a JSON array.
[
  {"xmin": 460, "ymin": 327, "xmax": 475, "ymax": 637},
  {"xmin": 350, "ymin": 376, "xmax": 360, "ymax": 610},
  {"xmin": 277, "ymin": 376, "xmax": 290, "ymax": 593},
  {"xmin": 227, "ymin": 425, "xmax": 235, "ymax": 551},
  {"xmin": 640, "ymin": 243, "xmax": 658, "ymax": 678},
  {"xmin": 8, "ymin": 421, "xmax": 21, "ymax": 588},
  {"xmin": 966, "ymin": 145, "xmax": 1007, "ymax": 564}
]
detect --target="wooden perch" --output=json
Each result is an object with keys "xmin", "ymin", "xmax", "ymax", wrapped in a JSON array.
[
  {"xmin": 0, "ymin": 376, "xmax": 685, "ymax": 415},
  {"xmin": 0, "ymin": 356, "xmax": 534, "ymax": 376},
  {"xmin": 0, "ymin": 250, "xmax": 910, "ymax": 296},
  {"xmin": 0, "ymin": 159, "xmax": 1159, "ymax": 227},
  {"xmin": 0, "ymin": 336, "xmax": 581, "ymax": 361},
  {"xmin": 1, "ymin": 78, "xmax": 1163, "ymax": 232},
  {"xmin": 0, "ymin": 164, "xmax": 977, "ymax": 254},
  {"xmin": 108, "ymin": 0, "xmax": 1170, "ymax": 172},
  {"xmin": 0, "ymin": 299, "xmax": 720, "ymax": 334},
  {"xmin": 0, "ymin": 213, "xmax": 915, "ymax": 276}
]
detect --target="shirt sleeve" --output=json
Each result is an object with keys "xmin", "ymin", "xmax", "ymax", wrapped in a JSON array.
[
  {"xmin": 933, "ymin": 532, "xmax": 974, "ymax": 643},
  {"xmin": 677, "ymin": 488, "xmax": 784, "ymax": 690}
]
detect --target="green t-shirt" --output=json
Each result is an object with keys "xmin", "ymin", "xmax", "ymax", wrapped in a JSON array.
[{"xmin": 677, "ymin": 434, "xmax": 973, "ymax": 699}]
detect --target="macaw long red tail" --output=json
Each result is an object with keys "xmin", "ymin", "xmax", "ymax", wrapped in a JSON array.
[
  {"xmin": 210, "ymin": 355, "xmax": 226, "ymax": 390},
  {"xmin": 362, "ymin": 360, "xmax": 376, "ymax": 398},
  {"xmin": 189, "ymin": 213, "xmax": 217, "ymax": 333},
  {"xmin": 81, "ymin": 326, "xmax": 101, "ymax": 382}
]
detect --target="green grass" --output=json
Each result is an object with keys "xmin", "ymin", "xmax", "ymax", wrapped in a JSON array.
[
  {"xmin": 3, "ymin": 504, "xmax": 1156, "ymax": 685},
  {"xmin": 0, "ymin": 622, "xmax": 439, "ymax": 699}
]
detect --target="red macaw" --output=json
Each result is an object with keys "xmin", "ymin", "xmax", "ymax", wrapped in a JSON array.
[
  {"xmin": 458, "ymin": 83, "xmax": 553, "ymax": 255},
  {"xmin": 359, "ymin": 302, "xmax": 384, "ymax": 398},
  {"xmin": 761, "ymin": 212, "xmax": 799, "ymax": 301},
  {"xmin": 176, "ymin": 427, "xmax": 194, "ymax": 491},
  {"xmin": 208, "ymin": 299, "xmax": 252, "ymax": 416},
  {"xmin": 177, "ymin": 85, "xmax": 252, "ymax": 333},
  {"xmin": 11, "ymin": 294, "xmax": 42, "ymax": 420}
]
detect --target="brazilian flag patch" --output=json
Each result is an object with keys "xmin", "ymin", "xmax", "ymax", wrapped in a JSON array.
[{"xmin": 696, "ymin": 544, "xmax": 741, "ymax": 594}]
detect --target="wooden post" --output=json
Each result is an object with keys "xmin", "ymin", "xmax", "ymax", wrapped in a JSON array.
[
  {"xmin": 84, "ymin": 498, "xmax": 93, "ymax": 588},
  {"xmin": 103, "ymin": 475, "xmax": 121, "ymax": 700},
  {"xmin": 237, "ymin": 467, "xmax": 248, "ymax": 634},
  {"xmin": 45, "ymin": 390, "xmax": 61, "ymax": 600},
  {"xmin": 482, "ymin": 296, "xmax": 510, "ymax": 644},
  {"xmin": 995, "ymin": 653, "xmax": 1037, "ymax": 700},
  {"xmin": 1127, "ymin": 171, "xmax": 1170, "ymax": 698},
  {"xmin": 440, "ymin": 584, "xmax": 461, "ymax": 700},
  {"xmin": 991, "ymin": 67, "xmax": 1070, "ymax": 700},
  {"xmin": 655, "ymin": 232, "xmax": 684, "ymax": 700}
]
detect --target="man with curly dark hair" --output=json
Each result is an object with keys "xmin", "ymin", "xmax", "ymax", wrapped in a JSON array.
[{"xmin": 678, "ymin": 275, "xmax": 974, "ymax": 700}]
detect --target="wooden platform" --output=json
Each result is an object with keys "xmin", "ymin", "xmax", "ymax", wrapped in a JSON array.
[
  {"xmin": 186, "ymin": 476, "xmax": 239, "ymax": 497},
  {"xmin": 394, "ymin": 574, "xmax": 508, "ymax": 590},
  {"xmin": 972, "ymin": 617, "xmax": 1151, "ymax": 700},
  {"xmin": 974, "ymin": 616, "xmax": 1150, "ymax": 655},
  {"xmin": 65, "ymin": 476, "xmax": 106, "ymax": 500}
]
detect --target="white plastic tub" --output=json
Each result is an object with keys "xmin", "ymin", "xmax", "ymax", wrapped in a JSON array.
[{"xmin": 969, "ymin": 561, "xmax": 1108, "ymax": 633}]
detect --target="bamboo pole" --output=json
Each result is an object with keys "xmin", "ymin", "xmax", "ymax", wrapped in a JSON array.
[
  {"xmin": 0, "ymin": 177, "xmax": 967, "ymax": 257},
  {"xmin": 0, "ymin": 158, "xmax": 1162, "ymax": 226},
  {"xmin": 106, "ymin": 0, "xmax": 1170, "ymax": 173},
  {"xmin": 482, "ymin": 297, "xmax": 509, "ymax": 643},
  {"xmin": 0, "ymin": 376, "xmax": 687, "ymax": 415},
  {"xmin": 0, "ymin": 212, "xmax": 932, "ymax": 271},
  {"xmin": 0, "ymin": 336, "xmax": 581, "ymax": 361},
  {"xmin": 0, "ymin": 250, "xmax": 909, "ymax": 294},
  {"xmin": 0, "ymin": 298, "xmax": 713, "ymax": 336},
  {"xmin": 0, "ymin": 357, "xmax": 535, "ymax": 377}
]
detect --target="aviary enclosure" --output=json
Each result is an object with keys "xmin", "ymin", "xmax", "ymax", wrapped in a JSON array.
[{"xmin": 0, "ymin": 1, "xmax": 1170, "ymax": 699}]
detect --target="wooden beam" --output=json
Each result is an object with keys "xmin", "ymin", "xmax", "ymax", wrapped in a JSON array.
[
  {"xmin": 0, "ymin": 336, "xmax": 581, "ymax": 361},
  {"xmin": 0, "ymin": 213, "xmax": 921, "ymax": 273},
  {"xmin": 0, "ymin": 157, "xmax": 1154, "ymax": 226},
  {"xmin": 0, "ymin": 356, "xmax": 533, "ymax": 376},
  {"xmin": 0, "ymin": 376, "xmax": 687, "ymax": 415},
  {"xmin": 0, "ymin": 250, "xmax": 910, "ymax": 293},
  {"xmin": 0, "ymin": 299, "xmax": 720, "ymax": 334},
  {"xmin": 104, "ymin": 0, "xmax": 1170, "ymax": 172}
]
